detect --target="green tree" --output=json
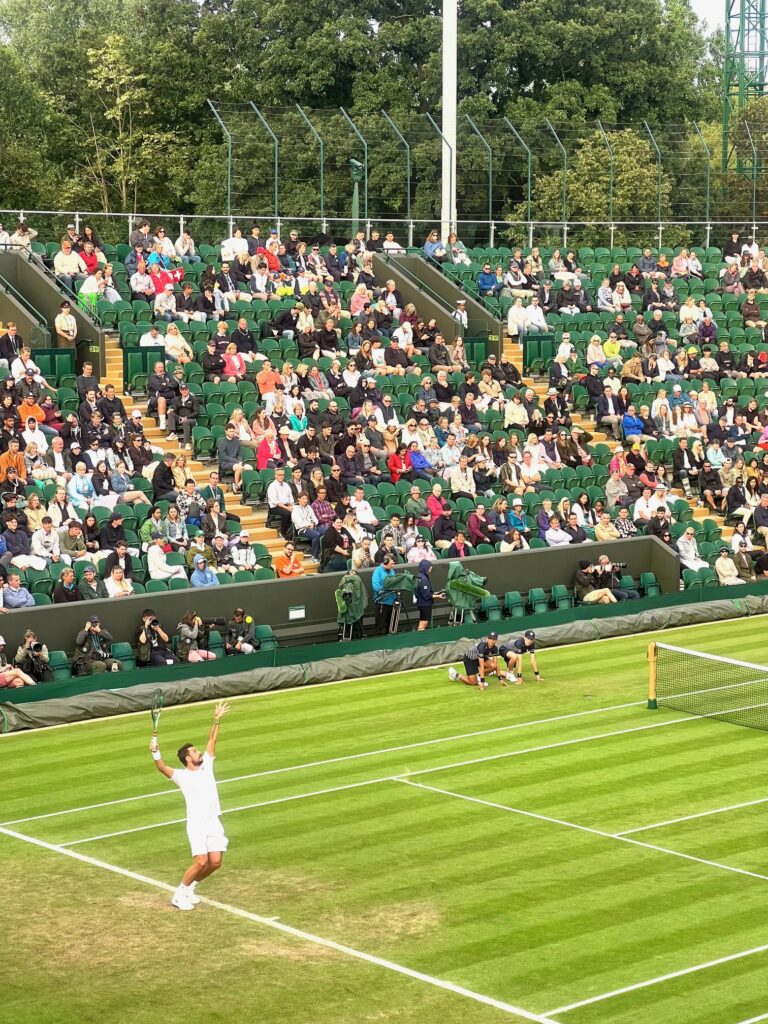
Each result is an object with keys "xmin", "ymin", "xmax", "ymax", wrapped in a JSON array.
[{"xmin": 507, "ymin": 129, "xmax": 693, "ymax": 247}]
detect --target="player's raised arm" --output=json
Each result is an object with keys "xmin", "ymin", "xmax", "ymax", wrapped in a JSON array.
[
  {"xmin": 150, "ymin": 736, "xmax": 175, "ymax": 779},
  {"xmin": 206, "ymin": 701, "xmax": 231, "ymax": 756}
]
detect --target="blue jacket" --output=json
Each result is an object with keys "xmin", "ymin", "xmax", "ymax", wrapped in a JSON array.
[
  {"xmin": 477, "ymin": 271, "xmax": 498, "ymax": 293},
  {"xmin": 415, "ymin": 560, "xmax": 434, "ymax": 608},
  {"xmin": 621, "ymin": 413, "xmax": 644, "ymax": 437},
  {"xmin": 190, "ymin": 556, "xmax": 220, "ymax": 588},
  {"xmin": 4, "ymin": 584, "xmax": 34, "ymax": 608},
  {"xmin": 372, "ymin": 564, "xmax": 396, "ymax": 605}
]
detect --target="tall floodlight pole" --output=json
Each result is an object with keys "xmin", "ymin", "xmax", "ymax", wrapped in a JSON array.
[{"xmin": 441, "ymin": 0, "xmax": 458, "ymax": 241}]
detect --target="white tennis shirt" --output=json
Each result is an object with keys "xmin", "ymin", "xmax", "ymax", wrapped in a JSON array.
[{"xmin": 171, "ymin": 752, "xmax": 221, "ymax": 823}]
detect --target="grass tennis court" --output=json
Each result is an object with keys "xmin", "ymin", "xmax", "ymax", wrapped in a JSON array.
[{"xmin": 3, "ymin": 618, "xmax": 768, "ymax": 1024}]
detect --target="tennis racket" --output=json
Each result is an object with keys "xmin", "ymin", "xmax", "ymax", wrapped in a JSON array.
[{"xmin": 150, "ymin": 688, "xmax": 163, "ymax": 737}]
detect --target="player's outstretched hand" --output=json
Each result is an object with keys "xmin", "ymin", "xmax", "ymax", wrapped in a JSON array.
[{"xmin": 214, "ymin": 701, "xmax": 231, "ymax": 720}]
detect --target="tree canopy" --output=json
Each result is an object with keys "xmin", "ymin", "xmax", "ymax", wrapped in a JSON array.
[{"xmin": 0, "ymin": 0, "xmax": 722, "ymax": 229}]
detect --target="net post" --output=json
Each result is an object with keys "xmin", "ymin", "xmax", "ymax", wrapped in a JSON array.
[{"xmin": 647, "ymin": 641, "xmax": 658, "ymax": 709}]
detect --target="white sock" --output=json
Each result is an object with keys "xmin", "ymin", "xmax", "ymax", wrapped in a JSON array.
[
  {"xmin": 189, "ymin": 881, "xmax": 197, "ymax": 890},
  {"xmin": 177, "ymin": 882, "xmax": 190, "ymax": 894}
]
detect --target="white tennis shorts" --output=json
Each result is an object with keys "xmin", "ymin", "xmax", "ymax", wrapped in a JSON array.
[{"xmin": 186, "ymin": 816, "xmax": 229, "ymax": 857}]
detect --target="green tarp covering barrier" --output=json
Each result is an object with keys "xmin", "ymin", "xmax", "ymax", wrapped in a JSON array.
[{"xmin": 5, "ymin": 592, "xmax": 768, "ymax": 732}]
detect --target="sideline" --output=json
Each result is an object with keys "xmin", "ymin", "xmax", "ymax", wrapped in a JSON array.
[
  {"xmin": 3, "ymin": 612, "xmax": 760, "ymax": 736},
  {"xmin": 0, "ymin": 824, "xmax": 559, "ymax": 1024},
  {"xmin": 0, "ymin": 697, "xmax": 647, "ymax": 827},
  {"xmin": 53, "ymin": 714, "xmax": 694, "ymax": 847}
]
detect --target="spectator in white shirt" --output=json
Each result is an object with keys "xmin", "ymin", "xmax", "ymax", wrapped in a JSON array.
[
  {"xmin": 524, "ymin": 296, "xmax": 551, "ymax": 333},
  {"xmin": 30, "ymin": 518, "xmax": 61, "ymax": 566},
  {"xmin": 220, "ymin": 228, "xmax": 249, "ymax": 261},
  {"xmin": 266, "ymin": 467, "xmax": 295, "ymax": 539},
  {"xmin": 147, "ymin": 534, "xmax": 187, "ymax": 581},
  {"xmin": 506, "ymin": 297, "xmax": 528, "ymax": 341},
  {"xmin": 545, "ymin": 516, "xmax": 572, "ymax": 546},
  {"xmin": 350, "ymin": 487, "xmax": 379, "ymax": 534},
  {"xmin": 105, "ymin": 566, "xmax": 134, "ymax": 598}
]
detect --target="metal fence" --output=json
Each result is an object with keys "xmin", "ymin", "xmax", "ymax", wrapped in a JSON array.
[
  {"xmin": 7, "ymin": 209, "xmax": 768, "ymax": 253},
  {"xmin": 7, "ymin": 110, "xmax": 768, "ymax": 250}
]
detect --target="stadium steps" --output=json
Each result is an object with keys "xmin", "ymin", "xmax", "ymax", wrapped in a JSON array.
[{"xmin": 100, "ymin": 331, "xmax": 314, "ymax": 572}]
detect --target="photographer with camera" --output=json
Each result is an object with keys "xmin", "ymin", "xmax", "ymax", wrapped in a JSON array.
[
  {"xmin": 72, "ymin": 615, "xmax": 122, "ymax": 675},
  {"xmin": 14, "ymin": 629, "xmax": 53, "ymax": 682},
  {"xmin": 176, "ymin": 611, "xmax": 219, "ymax": 663},
  {"xmin": 573, "ymin": 560, "xmax": 619, "ymax": 605},
  {"xmin": 136, "ymin": 609, "xmax": 180, "ymax": 668},
  {"xmin": 225, "ymin": 607, "xmax": 257, "ymax": 655},
  {"xmin": 592, "ymin": 554, "xmax": 640, "ymax": 601}
]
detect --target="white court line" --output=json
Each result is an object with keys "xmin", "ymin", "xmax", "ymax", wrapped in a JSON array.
[
  {"xmin": 543, "ymin": 940, "xmax": 768, "ymax": 1016},
  {"xmin": 615, "ymin": 795, "xmax": 768, "ymax": 837},
  {"xmin": 398, "ymin": 780, "xmax": 768, "ymax": 887},
  {"xmin": 733, "ymin": 1013, "xmax": 768, "ymax": 1024},
  {"xmin": 399, "ymin": 782, "xmax": 768, "ymax": 1018},
  {"xmin": 403, "ymin": 714, "xmax": 696, "ymax": 780},
  {"xmin": 0, "ymin": 697, "xmax": 647, "ymax": 827},
  {"xmin": 0, "ymin": 825, "xmax": 559, "ymax": 1024},
  {"xmin": 5, "ymin": 611, "xmax": 764, "ymax": 737},
  {"xmin": 60, "ymin": 778, "xmax": 391, "ymax": 847},
  {"xmin": 56, "ymin": 714, "xmax": 695, "ymax": 848}
]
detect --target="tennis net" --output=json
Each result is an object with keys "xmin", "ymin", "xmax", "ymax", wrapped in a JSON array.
[{"xmin": 648, "ymin": 641, "xmax": 768, "ymax": 730}]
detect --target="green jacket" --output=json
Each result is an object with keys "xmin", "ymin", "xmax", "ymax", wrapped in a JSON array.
[
  {"xmin": 140, "ymin": 518, "xmax": 166, "ymax": 546},
  {"xmin": 79, "ymin": 578, "xmax": 108, "ymax": 601}
]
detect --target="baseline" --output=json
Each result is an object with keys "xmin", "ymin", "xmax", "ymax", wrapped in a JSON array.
[{"xmin": 0, "ymin": 825, "xmax": 559, "ymax": 1024}]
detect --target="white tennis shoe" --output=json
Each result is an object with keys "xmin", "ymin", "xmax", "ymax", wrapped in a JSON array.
[
  {"xmin": 171, "ymin": 893, "xmax": 195, "ymax": 911},
  {"xmin": 448, "ymin": 667, "xmax": 459, "ymax": 681}
]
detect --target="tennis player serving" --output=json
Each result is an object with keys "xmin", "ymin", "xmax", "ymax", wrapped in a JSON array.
[{"xmin": 150, "ymin": 700, "xmax": 231, "ymax": 911}]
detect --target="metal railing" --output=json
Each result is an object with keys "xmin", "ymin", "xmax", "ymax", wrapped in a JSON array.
[
  {"xmin": 3, "ymin": 209, "xmax": 768, "ymax": 252},
  {"xmin": 0, "ymin": 272, "xmax": 50, "ymax": 345}
]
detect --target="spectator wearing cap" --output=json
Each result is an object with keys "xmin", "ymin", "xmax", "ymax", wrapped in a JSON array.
[
  {"xmin": 229, "ymin": 530, "xmax": 257, "ymax": 570},
  {"xmin": 573, "ymin": 561, "xmax": 618, "ymax": 605},
  {"xmin": 29, "ymin": 516, "xmax": 61, "ymax": 567},
  {"xmin": 78, "ymin": 563, "xmax": 108, "ymax": 600},
  {"xmin": 715, "ymin": 546, "xmax": 742, "ymax": 586},
  {"xmin": 147, "ymin": 533, "xmax": 187, "ymax": 582},
  {"xmin": 54, "ymin": 301, "xmax": 78, "ymax": 350},
  {"xmin": 190, "ymin": 554, "xmax": 220, "ymax": 588},
  {"xmin": 153, "ymin": 282, "xmax": 179, "ymax": 322},
  {"xmin": 54, "ymin": 240, "xmax": 88, "ymax": 292},
  {"xmin": 734, "ymin": 540, "xmax": 756, "ymax": 582},
  {"xmin": 226, "ymin": 608, "xmax": 257, "ymax": 654},
  {"xmin": 73, "ymin": 616, "xmax": 122, "ymax": 675}
]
